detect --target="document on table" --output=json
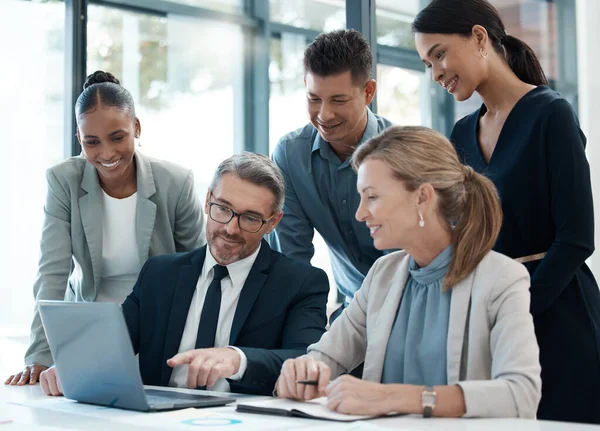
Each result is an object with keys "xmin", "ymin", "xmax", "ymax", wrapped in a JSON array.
[
  {"xmin": 9, "ymin": 398, "xmax": 312, "ymax": 430},
  {"xmin": 308, "ymin": 423, "xmax": 412, "ymax": 431},
  {"xmin": 236, "ymin": 397, "xmax": 396, "ymax": 422}
]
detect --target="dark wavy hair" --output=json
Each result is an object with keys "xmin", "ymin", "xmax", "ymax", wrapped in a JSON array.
[
  {"xmin": 412, "ymin": 0, "xmax": 548, "ymax": 86},
  {"xmin": 303, "ymin": 29, "xmax": 373, "ymax": 85}
]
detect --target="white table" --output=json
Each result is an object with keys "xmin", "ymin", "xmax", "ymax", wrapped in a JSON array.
[{"xmin": 1, "ymin": 384, "xmax": 599, "ymax": 431}]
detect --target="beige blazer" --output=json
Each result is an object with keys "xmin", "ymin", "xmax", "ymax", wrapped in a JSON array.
[
  {"xmin": 26, "ymin": 151, "xmax": 206, "ymax": 367},
  {"xmin": 308, "ymin": 250, "xmax": 542, "ymax": 419}
]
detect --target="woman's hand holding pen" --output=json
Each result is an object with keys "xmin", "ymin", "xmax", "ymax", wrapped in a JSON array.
[
  {"xmin": 275, "ymin": 356, "xmax": 331, "ymax": 400},
  {"xmin": 274, "ymin": 357, "xmax": 399, "ymax": 416}
]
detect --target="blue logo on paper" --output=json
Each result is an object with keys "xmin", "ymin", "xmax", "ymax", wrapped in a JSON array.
[{"xmin": 181, "ymin": 418, "xmax": 242, "ymax": 426}]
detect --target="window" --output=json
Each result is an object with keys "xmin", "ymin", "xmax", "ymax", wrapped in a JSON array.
[
  {"xmin": 269, "ymin": 34, "xmax": 308, "ymax": 152},
  {"xmin": 270, "ymin": 0, "xmax": 345, "ymax": 32},
  {"xmin": 376, "ymin": 0, "xmax": 420, "ymax": 49},
  {"xmin": 169, "ymin": 0, "xmax": 244, "ymax": 14},
  {"xmin": 0, "ymin": 0, "xmax": 65, "ymax": 334},
  {"xmin": 376, "ymin": 65, "xmax": 424, "ymax": 126},
  {"xmin": 87, "ymin": 5, "xmax": 244, "ymax": 195}
]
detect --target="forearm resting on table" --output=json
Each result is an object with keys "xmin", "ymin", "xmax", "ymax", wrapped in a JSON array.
[{"xmin": 387, "ymin": 384, "xmax": 466, "ymax": 417}]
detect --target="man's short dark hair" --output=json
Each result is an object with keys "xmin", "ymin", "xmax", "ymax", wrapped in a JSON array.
[{"xmin": 303, "ymin": 29, "xmax": 373, "ymax": 85}]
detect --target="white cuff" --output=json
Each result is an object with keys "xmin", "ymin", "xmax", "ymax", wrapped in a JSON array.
[{"xmin": 227, "ymin": 346, "xmax": 247, "ymax": 381}]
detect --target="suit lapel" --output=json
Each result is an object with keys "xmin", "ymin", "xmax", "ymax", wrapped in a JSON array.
[
  {"xmin": 228, "ymin": 240, "xmax": 270, "ymax": 345},
  {"xmin": 364, "ymin": 256, "xmax": 410, "ymax": 382},
  {"xmin": 134, "ymin": 152, "xmax": 157, "ymax": 263},
  {"xmin": 446, "ymin": 274, "xmax": 473, "ymax": 384},
  {"xmin": 160, "ymin": 247, "xmax": 206, "ymax": 386},
  {"xmin": 79, "ymin": 162, "xmax": 103, "ymax": 291}
]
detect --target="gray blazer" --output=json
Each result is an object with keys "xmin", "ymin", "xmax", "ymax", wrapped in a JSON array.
[
  {"xmin": 308, "ymin": 250, "xmax": 542, "ymax": 419},
  {"xmin": 26, "ymin": 151, "xmax": 206, "ymax": 366}
]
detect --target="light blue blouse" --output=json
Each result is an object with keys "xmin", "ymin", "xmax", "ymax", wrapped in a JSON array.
[{"xmin": 381, "ymin": 245, "xmax": 453, "ymax": 386}]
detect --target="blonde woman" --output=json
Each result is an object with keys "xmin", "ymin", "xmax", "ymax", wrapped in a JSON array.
[{"xmin": 275, "ymin": 126, "xmax": 541, "ymax": 418}]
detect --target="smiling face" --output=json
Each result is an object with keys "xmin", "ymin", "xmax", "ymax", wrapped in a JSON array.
[
  {"xmin": 355, "ymin": 158, "xmax": 423, "ymax": 251},
  {"xmin": 205, "ymin": 173, "xmax": 283, "ymax": 265},
  {"xmin": 415, "ymin": 31, "xmax": 488, "ymax": 102},
  {"xmin": 305, "ymin": 71, "xmax": 375, "ymax": 153},
  {"xmin": 77, "ymin": 105, "xmax": 139, "ymax": 184}
]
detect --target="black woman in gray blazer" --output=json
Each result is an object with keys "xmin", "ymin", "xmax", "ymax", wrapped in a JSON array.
[{"xmin": 5, "ymin": 71, "xmax": 205, "ymax": 386}]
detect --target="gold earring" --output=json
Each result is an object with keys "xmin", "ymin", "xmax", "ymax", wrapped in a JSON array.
[{"xmin": 479, "ymin": 48, "xmax": 488, "ymax": 59}]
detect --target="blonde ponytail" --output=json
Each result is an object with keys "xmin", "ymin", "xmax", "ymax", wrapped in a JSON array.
[
  {"xmin": 446, "ymin": 166, "xmax": 502, "ymax": 288},
  {"xmin": 352, "ymin": 126, "xmax": 503, "ymax": 288}
]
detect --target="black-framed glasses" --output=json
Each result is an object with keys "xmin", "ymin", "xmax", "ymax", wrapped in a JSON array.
[{"xmin": 207, "ymin": 195, "xmax": 275, "ymax": 233}]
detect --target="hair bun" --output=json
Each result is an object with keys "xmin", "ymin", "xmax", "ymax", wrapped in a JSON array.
[{"xmin": 83, "ymin": 71, "xmax": 120, "ymax": 90}]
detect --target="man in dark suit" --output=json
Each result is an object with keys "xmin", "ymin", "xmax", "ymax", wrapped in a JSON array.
[{"xmin": 39, "ymin": 153, "xmax": 329, "ymax": 397}]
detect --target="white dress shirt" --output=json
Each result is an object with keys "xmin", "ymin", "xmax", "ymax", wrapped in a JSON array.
[
  {"xmin": 168, "ymin": 244, "xmax": 261, "ymax": 391},
  {"xmin": 96, "ymin": 191, "xmax": 140, "ymax": 303}
]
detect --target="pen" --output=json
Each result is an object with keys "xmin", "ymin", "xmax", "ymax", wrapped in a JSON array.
[{"xmin": 295, "ymin": 380, "xmax": 319, "ymax": 385}]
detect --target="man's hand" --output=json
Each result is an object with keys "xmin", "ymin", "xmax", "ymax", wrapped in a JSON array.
[
  {"xmin": 5, "ymin": 364, "xmax": 48, "ymax": 386},
  {"xmin": 39, "ymin": 366, "xmax": 63, "ymax": 396},
  {"xmin": 167, "ymin": 347, "xmax": 241, "ymax": 388}
]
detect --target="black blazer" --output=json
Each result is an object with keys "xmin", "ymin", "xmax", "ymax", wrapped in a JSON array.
[{"xmin": 122, "ymin": 239, "xmax": 329, "ymax": 395}]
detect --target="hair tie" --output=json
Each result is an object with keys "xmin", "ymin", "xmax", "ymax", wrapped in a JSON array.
[{"xmin": 462, "ymin": 165, "xmax": 476, "ymax": 182}]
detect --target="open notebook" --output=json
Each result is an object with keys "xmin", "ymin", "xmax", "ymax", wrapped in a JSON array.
[{"xmin": 236, "ymin": 397, "xmax": 391, "ymax": 422}]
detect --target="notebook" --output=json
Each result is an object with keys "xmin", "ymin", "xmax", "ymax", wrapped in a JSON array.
[{"xmin": 236, "ymin": 397, "xmax": 393, "ymax": 422}]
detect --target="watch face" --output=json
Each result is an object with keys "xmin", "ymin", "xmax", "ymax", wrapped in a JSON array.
[{"xmin": 422, "ymin": 392, "xmax": 436, "ymax": 407}]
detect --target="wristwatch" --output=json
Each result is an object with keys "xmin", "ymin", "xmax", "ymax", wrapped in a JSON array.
[{"xmin": 421, "ymin": 386, "xmax": 436, "ymax": 418}]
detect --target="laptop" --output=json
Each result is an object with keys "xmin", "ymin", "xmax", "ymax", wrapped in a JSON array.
[{"xmin": 38, "ymin": 300, "xmax": 235, "ymax": 412}]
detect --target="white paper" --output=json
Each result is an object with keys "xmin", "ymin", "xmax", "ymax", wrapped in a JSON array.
[
  {"xmin": 237, "ymin": 397, "xmax": 378, "ymax": 422},
  {"xmin": 9, "ymin": 398, "xmax": 314, "ymax": 430},
  {"xmin": 0, "ymin": 424, "xmax": 65, "ymax": 430},
  {"xmin": 307, "ymin": 423, "xmax": 409, "ymax": 431}
]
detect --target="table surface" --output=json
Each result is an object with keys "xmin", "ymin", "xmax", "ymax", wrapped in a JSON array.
[{"xmin": 1, "ymin": 383, "xmax": 599, "ymax": 431}]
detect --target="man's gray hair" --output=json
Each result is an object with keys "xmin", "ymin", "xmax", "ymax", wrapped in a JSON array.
[{"xmin": 209, "ymin": 152, "xmax": 285, "ymax": 213}]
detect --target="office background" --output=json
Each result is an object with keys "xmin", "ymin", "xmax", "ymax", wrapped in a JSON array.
[{"xmin": 0, "ymin": 0, "xmax": 591, "ymax": 340}]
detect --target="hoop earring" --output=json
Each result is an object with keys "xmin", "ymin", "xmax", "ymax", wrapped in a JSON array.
[
  {"xmin": 418, "ymin": 211, "xmax": 425, "ymax": 228},
  {"xmin": 479, "ymin": 48, "xmax": 488, "ymax": 59}
]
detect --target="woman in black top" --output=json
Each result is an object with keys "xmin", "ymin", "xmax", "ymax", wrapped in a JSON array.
[{"xmin": 413, "ymin": 0, "xmax": 600, "ymax": 424}]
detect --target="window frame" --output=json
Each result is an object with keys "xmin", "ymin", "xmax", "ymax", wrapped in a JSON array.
[{"xmin": 63, "ymin": 0, "xmax": 577, "ymax": 155}]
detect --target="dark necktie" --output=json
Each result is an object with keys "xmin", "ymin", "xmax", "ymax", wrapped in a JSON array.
[{"xmin": 195, "ymin": 264, "xmax": 229, "ymax": 349}]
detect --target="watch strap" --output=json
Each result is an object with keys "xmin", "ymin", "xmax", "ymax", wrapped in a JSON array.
[{"xmin": 422, "ymin": 386, "xmax": 436, "ymax": 418}]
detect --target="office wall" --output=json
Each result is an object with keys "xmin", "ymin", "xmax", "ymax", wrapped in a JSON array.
[{"xmin": 577, "ymin": 0, "xmax": 600, "ymax": 277}]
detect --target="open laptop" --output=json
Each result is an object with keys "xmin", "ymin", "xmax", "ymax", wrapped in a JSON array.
[{"xmin": 38, "ymin": 300, "xmax": 235, "ymax": 412}]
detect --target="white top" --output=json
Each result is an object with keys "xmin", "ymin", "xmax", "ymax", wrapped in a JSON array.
[
  {"xmin": 97, "ymin": 190, "xmax": 140, "ymax": 303},
  {"xmin": 169, "ymin": 244, "xmax": 262, "ymax": 392}
]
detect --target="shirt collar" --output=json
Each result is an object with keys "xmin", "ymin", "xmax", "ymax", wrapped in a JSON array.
[
  {"xmin": 311, "ymin": 108, "xmax": 379, "ymax": 167},
  {"xmin": 202, "ymin": 243, "xmax": 262, "ymax": 289}
]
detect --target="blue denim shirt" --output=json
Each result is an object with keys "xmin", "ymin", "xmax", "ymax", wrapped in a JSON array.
[{"xmin": 269, "ymin": 109, "xmax": 393, "ymax": 301}]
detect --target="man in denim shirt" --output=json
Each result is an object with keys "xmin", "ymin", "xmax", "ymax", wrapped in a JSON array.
[{"xmin": 271, "ymin": 30, "xmax": 393, "ymax": 321}]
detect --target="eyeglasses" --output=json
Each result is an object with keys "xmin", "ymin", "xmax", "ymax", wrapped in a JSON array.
[{"xmin": 207, "ymin": 195, "xmax": 275, "ymax": 233}]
